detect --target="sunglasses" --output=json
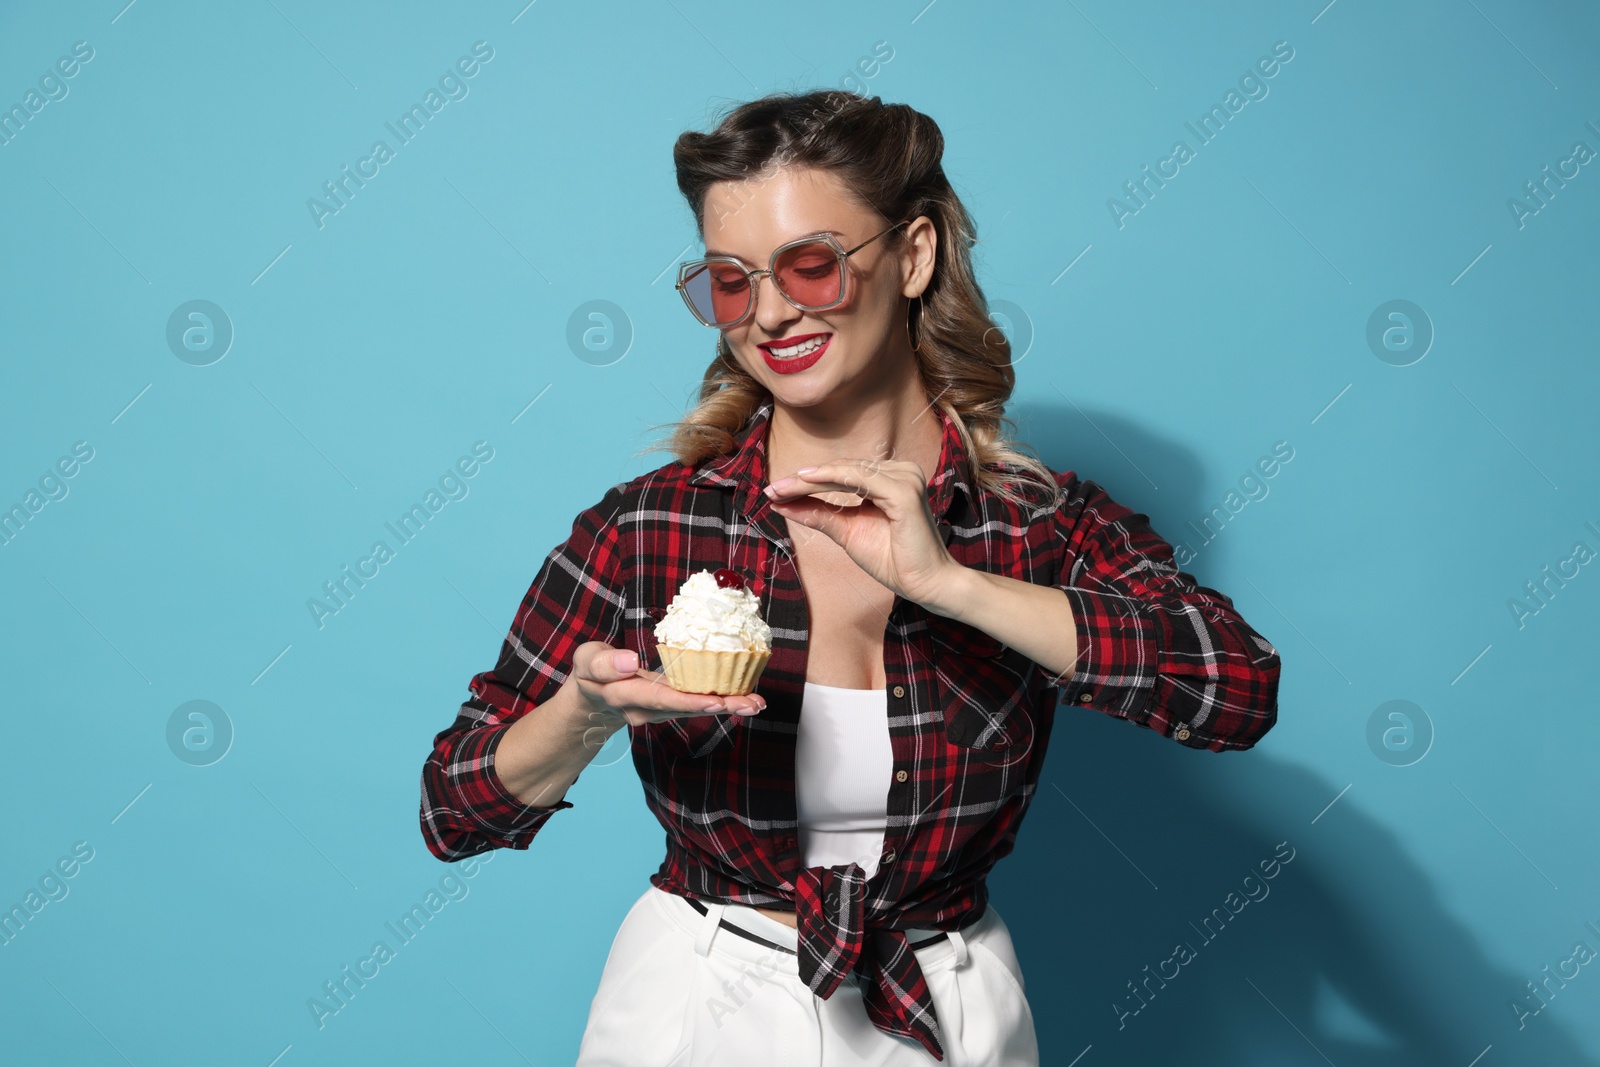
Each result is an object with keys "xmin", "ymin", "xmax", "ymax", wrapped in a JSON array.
[{"xmin": 674, "ymin": 220, "xmax": 908, "ymax": 329}]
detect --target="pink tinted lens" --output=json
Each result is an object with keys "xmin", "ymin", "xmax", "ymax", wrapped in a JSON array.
[
  {"xmin": 682, "ymin": 261, "xmax": 752, "ymax": 325},
  {"xmin": 774, "ymin": 243, "xmax": 842, "ymax": 307}
]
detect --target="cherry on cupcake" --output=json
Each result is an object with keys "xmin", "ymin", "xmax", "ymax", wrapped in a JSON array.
[{"xmin": 712, "ymin": 568, "xmax": 746, "ymax": 590}]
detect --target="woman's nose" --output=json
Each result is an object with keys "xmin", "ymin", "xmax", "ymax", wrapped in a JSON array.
[{"xmin": 752, "ymin": 272, "xmax": 799, "ymax": 334}]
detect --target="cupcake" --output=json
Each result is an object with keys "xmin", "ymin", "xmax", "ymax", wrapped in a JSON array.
[{"xmin": 654, "ymin": 569, "xmax": 772, "ymax": 695}]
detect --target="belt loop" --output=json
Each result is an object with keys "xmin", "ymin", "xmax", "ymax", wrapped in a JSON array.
[
  {"xmin": 946, "ymin": 928, "xmax": 968, "ymax": 968},
  {"xmin": 694, "ymin": 901, "xmax": 726, "ymax": 958}
]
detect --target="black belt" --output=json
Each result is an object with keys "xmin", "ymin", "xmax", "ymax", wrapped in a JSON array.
[{"xmin": 683, "ymin": 896, "xmax": 949, "ymax": 956}]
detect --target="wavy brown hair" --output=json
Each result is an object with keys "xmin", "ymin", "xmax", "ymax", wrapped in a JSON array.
[{"xmin": 643, "ymin": 89, "xmax": 1061, "ymax": 511}]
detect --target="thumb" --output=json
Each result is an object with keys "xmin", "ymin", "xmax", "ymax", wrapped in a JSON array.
[
  {"xmin": 576, "ymin": 641, "xmax": 641, "ymax": 684},
  {"xmin": 769, "ymin": 496, "xmax": 834, "ymax": 536}
]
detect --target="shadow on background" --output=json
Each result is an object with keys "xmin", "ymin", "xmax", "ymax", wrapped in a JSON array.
[{"xmin": 985, "ymin": 403, "xmax": 1596, "ymax": 1066}]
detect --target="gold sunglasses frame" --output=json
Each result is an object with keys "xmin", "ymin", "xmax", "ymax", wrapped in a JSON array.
[{"xmin": 674, "ymin": 219, "xmax": 909, "ymax": 328}]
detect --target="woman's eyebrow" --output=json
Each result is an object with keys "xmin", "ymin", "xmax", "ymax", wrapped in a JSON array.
[{"xmin": 703, "ymin": 229, "xmax": 842, "ymax": 261}]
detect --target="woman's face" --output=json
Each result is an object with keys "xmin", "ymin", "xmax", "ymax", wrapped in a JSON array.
[{"xmin": 699, "ymin": 165, "xmax": 928, "ymax": 407}]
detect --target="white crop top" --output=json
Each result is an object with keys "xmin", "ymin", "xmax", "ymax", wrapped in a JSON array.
[{"xmin": 795, "ymin": 682, "xmax": 893, "ymax": 879}]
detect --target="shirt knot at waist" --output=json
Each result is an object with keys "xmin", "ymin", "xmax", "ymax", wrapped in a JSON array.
[{"xmin": 794, "ymin": 864, "xmax": 950, "ymax": 1061}]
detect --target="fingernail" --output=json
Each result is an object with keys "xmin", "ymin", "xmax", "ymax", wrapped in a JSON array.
[
  {"xmin": 614, "ymin": 651, "xmax": 639, "ymax": 672},
  {"xmin": 703, "ymin": 700, "xmax": 725, "ymax": 712},
  {"xmin": 795, "ymin": 466, "xmax": 818, "ymax": 474},
  {"xmin": 768, "ymin": 477, "xmax": 795, "ymax": 491}
]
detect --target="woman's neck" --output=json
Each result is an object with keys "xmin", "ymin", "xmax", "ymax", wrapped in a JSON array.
[{"xmin": 765, "ymin": 381, "xmax": 945, "ymax": 487}]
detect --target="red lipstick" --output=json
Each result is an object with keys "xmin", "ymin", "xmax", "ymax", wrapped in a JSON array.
[{"xmin": 759, "ymin": 332, "xmax": 831, "ymax": 375}]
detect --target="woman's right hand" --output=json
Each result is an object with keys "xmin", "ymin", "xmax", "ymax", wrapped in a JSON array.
[{"xmin": 568, "ymin": 641, "xmax": 766, "ymax": 731}]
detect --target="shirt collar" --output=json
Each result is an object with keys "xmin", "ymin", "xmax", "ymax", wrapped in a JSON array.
[{"xmin": 689, "ymin": 398, "xmax": 976, "ymax": 547}]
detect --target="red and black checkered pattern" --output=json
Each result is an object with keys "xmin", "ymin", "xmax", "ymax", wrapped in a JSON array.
[{"xmin": 420, "ymin": 399, "xmax": 1281, "ymax": 1060}]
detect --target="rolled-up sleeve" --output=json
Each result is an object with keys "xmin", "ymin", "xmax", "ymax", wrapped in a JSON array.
[
  {"xmin": 420, "ymin": 481, "xmax": 630, "ymax": 860},
  {"xmin": 1048, "ymin": 472, "xmax": 1280, "ymax": 751}
]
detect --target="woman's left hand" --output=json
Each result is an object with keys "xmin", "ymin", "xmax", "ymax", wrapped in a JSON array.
[{"xmin": 764, "ymin": 458, "xmax": 964, "ymax": 611}]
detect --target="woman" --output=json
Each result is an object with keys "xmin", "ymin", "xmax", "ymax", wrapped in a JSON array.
[{"xmin": 420, "ymin": 90, "xmax": 1281, "ymax": 1066}]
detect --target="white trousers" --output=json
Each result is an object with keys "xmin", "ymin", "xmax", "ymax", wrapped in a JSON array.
[{"xmin": 575, "ymin": 884, "xmax": 1039, "ymax": 1067}]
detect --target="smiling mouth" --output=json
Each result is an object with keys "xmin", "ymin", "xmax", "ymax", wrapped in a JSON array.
[{"xmin": 764, "ymin": 333, "xmax": 831, "ymax": 359}]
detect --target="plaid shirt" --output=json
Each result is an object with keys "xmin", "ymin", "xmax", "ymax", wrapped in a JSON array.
[{"xmin": 420, "ymin": 398, "xmax": 1281, "ymax": 1061}]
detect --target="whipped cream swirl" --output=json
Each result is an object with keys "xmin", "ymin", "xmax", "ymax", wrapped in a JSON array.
[{"xmin": 654, "ymin": 570, "xmax": 772, "ymax": 653}]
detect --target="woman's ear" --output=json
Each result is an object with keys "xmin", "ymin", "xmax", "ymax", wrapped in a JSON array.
[{"xmin": 902, "ymin": 214, "xmax": 937, "ymax": 297}]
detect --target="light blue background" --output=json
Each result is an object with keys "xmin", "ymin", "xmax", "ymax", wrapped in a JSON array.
[{"xmin": 2, "ymin": 1, "xmax": 1597, "ymax": 1064}]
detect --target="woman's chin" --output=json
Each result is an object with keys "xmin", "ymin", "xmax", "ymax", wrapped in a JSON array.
[{"xmin": 767, "ymin": 376, "xmax": 840, "ymax": 406}]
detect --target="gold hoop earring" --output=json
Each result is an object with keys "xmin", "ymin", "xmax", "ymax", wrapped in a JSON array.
[{"xmin": 906, "ymin": 294, "xmax": 924, "ymax": 354}]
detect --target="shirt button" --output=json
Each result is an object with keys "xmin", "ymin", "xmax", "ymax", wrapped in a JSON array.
[
  {"xmin": 892, "ymin": 685, "xmax": 905, "ymax": 698},
  {"xmin": 895, "ymin": 769, "xmax": 908, "ymax": 783},
  {"xmin": 1176, "ymin": 727, "xmax": 1192, "ymax": 742},
  {"xmin": 1077, "ymin": 690, "xmax": 1095, "ymax": 704}
]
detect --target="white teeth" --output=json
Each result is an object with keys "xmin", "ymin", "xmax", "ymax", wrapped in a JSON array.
[{"xmin": 768, "ymin": 335, "xmax": 827, "ymax": 359}]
